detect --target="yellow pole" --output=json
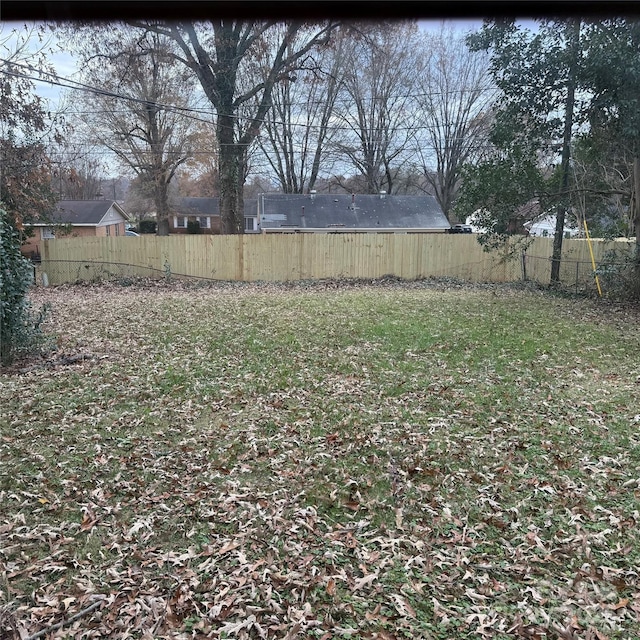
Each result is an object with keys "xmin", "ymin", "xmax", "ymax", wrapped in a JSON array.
[{"xmin": 583, "ymin": 219, "xmax": 602, "ymax": 297}]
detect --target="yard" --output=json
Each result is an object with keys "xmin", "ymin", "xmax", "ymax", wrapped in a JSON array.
[{"xmin": 1, "ymin": 279, "xmax": 639, "ymax": 639}]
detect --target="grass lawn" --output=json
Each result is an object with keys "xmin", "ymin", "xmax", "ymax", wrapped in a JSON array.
[{"xmin": 1, "ymin": 279, "xmax": 639, "ymax": 639}]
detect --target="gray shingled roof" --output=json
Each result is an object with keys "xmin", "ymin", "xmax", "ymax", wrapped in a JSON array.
[
  {"xmin": 41, "ymin": 200, "xmax": 129, "ymax": 225},
  {"xmin": 173, "ymin": 197, "xmax": 258, "ymax": 217},
  {"xmin": 173, "ymin": 197, "xmax": 220, "ymax": 216},
  {"xmin": 258, "ymin": 194, "xmax": 449, "ymax": 230}
]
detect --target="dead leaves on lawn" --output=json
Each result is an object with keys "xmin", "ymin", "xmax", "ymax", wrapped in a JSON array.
[{"xmin": 1, "ymin": 281, "xmax": 639, "ymax": 638}]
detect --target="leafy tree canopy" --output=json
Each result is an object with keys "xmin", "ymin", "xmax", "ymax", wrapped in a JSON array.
[
  {"xmin": 456, "ymin": 19, "xmax": 584, "ymax": 254},
  {"xmin": 582, "ymin": 19, "xmax": 640, "ymax": 149},
  {"xmin": 0, "ymin": 25, "xmax": 59, "ymax": 230}
]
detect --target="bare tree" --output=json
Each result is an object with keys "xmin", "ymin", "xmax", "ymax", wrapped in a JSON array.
[
  {"xmin": 414, "ymin": 25, "xmax": 497, "ymax": 220},
  {"xmin": 329, "ymin": 22, "xmax": 423, "ymax": 195},
  {"xmin": 128, "ymin": 20, "xmax": 339, "ymax": 233},
  {"xmin": 48, "ymin": 141, "xmax": 107, "ymax": 200},
  {"xmin": 253, "ymin": 24, "xmax": 345, "ymax": 193},
  {"xmin": 173, "ymin": 120, "xmax": 220, "ymax": 197},
  {"xmin": 70, "ymin": 27, "xmax": 200, "ymax": 235}
]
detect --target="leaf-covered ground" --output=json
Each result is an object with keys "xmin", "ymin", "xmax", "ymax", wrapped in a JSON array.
[{"xmin": 1, "ymin": 279, "xmax": 639, "ymax": 639}]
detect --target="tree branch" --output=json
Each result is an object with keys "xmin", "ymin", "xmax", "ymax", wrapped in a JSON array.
[{"xmin": 25, "ymin": 600, "xmax": 104, "ymax": 640}]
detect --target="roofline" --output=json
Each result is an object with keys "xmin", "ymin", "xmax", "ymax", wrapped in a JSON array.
[
  {"xmin": 261, "ymin": 227, "xmax": 448, "ymax": 233},
  {"xmin": 29, "ymin": 222, "xmax": 99, "ymax": 227},
  {"xmin": 110, "ymin": 201, "xmax": 132, "ymax": 221},
  {"xmin": 258, "ymin": 192, "xmax": 438, "ymax": 197},
  {"xmin": 29, "ymin": 201, "xmax": 132, "ymax": 225},
  {"xmin": 173, "ymin": 212, "xmax": 221, "ymax": 216}
]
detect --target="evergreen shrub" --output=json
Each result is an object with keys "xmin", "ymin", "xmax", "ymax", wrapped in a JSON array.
[{"xmin": 0, "ymin": 206, "xmax": 51, "ymax": 366}]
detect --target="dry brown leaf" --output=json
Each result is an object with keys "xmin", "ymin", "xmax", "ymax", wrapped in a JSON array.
[
  {"xmin": 217, "ymin": 541, "xmax": 241, "ymax": 555},
  {"xmin": 343, "ymin": 500, "xmax": 360, "ymax": 511},
  {"xmin": 282, "ymin": 622, "xmax": 302, "ymax": 640},
  {"xmin": 80, "ymin": 508, "xmax": 97, "ymax": 532},
  {"xmin": 607, "ymin": 598, "xmax": 629, "ymax": 611}
]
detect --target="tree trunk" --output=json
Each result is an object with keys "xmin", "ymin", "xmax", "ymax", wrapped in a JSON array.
[
  {"xmin": 157, "ymin": 216, "xmax": 170, "ymax": 236},
  {"xmin": 155, "ymin": 177, "xmax": 170, "ymax": 236},
  {"xmin": 550, "ymin": 209, "xmax": 567, "ymax": 284},
  {"xmin": 218, "ymin": 147, "xmax": 245, "ymax": 234},
  {"xmin": 550, "ymin": 19, "xmax": 580, "ymax": 284},
  {"xmin": 218, "ymin": 113, "xmax": 245, "ymax": 234},
  {"xmin": 634, "ymin": 156, "xmax": 640, "ymax": 261}
]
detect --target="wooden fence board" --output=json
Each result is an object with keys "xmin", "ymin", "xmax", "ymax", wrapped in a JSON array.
[{"xmin": 39, "ymin": 233, "xmax": 635, "ymax": 288}]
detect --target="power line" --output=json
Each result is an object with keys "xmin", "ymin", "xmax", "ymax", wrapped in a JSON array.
[
  {"xmin": 0, "ymin": 59, "xmax": 217, "ymax": 128},
  {"xmin": 3, "ymin": 55, "xmax": 498, "ymax": 108},
  {"xmin": 1, "ymin": 54, "xmax": 497, "ymax": 183},
  {"xmin": 44, "ymin": 142, "xmax": 496, "ymax": 160},
  {"xmin": 1, "ymin": 57, "xmax": 497, "ymax": 137}
]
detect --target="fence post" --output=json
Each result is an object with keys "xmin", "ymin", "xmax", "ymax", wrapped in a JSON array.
[
  {"xmin": 576, "ymin": 260, "xmax": 579, "ymax": 295},
  {"xmin": 521, "ymin": 251, "xmax": 527, "ymax": 281}
]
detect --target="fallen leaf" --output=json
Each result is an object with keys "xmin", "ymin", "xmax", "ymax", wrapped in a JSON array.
[
  {"xmin": 217, "ymin": 541, "xmax": 241, "ymax": 555},
  {"xmin": 608, "ymin": 598, "xmax": 629, "ymax": 611},
  {"xmin": 352, "ymin": 573, "xmax": 378, "ymax": 591}
]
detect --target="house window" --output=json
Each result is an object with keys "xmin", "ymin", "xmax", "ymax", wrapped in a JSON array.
[
  {"xmin": 106, "ymin": 226, "xmax": 111, "ymax": 236},
  {"xmin": 41, "ymin": 227, "xmax": 55, "ymax": 239},
  {"xmin": 175, "ymin": 215, "xmax": 210, "ymax": 229},
  {"xmin": 244, "ymin": 217, "xmax": 257, "ymax": 232}
]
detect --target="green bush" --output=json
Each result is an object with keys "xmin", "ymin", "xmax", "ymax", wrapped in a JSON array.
[
  {"xmin": 596, "ymin": 246, "xmax": 640, "ymax": 301},
  {"xmin": 139, "ymin": 219, "xmax": 157, "ymax": 234},
  {"xmin": 0, "ymin": 206, "xmax": 51, "ymax": 366},
  {"xmin": 186, "ymin": 219, "xmax": 201, "ymax": 234}
]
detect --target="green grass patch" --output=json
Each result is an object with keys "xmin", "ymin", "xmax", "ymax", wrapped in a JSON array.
[{"xmin": 1, "ymin": 280, "xmax": 639, "ymax": 638}]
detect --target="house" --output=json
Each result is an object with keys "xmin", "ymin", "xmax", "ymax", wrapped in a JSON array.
[
  {"xmin": 22, "ymin": 200, "xmax": 131, "ymax": 259},
  {"xmin": 257, "ymin": 192, "xmax": 450, "ymax": 233},
  {"xmin": 170, "ymin": 197, "xmax": 259, "ymax": 234},
  {"xmin": 524, "ymin": 214, "xmax": 580, "ymax": 238},
  {"xmin": 244, "ymin": 199, "xmax": 259, "ymax": 232},
  {"xmin": 170, "ymin": 197, "xmax": 220, "ymax": 234},
  {"xmin": 466, "ymin": 201, "xmax": 580, "ymax": 239}
]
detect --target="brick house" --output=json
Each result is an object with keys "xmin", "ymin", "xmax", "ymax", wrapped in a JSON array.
[
  {"xmin": 170, "ymin": 197, "xmax": 259, "ymax": 234},
  {"xmin": 22, "ymin": 200, "xmax": 131, "ymax": 259}
]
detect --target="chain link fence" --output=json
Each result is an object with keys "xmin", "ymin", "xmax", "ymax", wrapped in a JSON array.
[
  {"xmin": 34, "ymin": 260, "xmax": 167, "ymax": 286},
  {"xmin": 522, "ymin": 253, "xmax": 601, "ymax": 295}
]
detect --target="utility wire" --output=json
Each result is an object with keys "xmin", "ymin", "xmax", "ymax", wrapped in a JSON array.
[
  {"xmin": 0, "ymin": 58, "xmax": 207, "ymax": 116},
  {"xmin": 1, "ymin": 56, "xmax": 498, "ymax": 108},
  {"xmin": 0, "ymin": 57, "xmax": 497, "ymax": 137}
]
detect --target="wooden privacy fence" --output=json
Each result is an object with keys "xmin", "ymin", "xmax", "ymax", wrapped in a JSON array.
[{"xmin": 38, "ymin": 233, "xmax": 634, "ymax": 290}]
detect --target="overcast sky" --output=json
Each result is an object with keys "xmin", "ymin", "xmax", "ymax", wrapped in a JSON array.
[{"xmin": 2, "ymin": 19, "xmax": 491, "ymax": 113}]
